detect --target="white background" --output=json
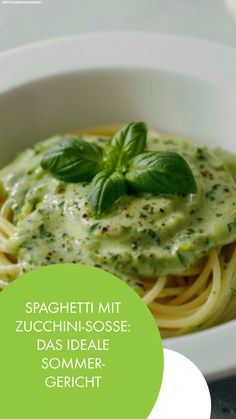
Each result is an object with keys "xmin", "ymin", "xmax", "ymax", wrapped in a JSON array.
[
  {"xmin": 149, "ymin": 349, "xmax": 211, "ymax": 419},
  {"xmin": 0, "ymin": 0, "xmax": 236, "ymax": 52}
]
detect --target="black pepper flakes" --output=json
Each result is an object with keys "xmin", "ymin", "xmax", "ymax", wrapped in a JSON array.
[{"xmin": 131, "ymin": 242, "xmax": 138, "ymax": 250}]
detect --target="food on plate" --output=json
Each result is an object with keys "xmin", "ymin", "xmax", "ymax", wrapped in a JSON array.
[{"xmin": 1, "ymin": 122, "xmax": 236, "ymax": 337}]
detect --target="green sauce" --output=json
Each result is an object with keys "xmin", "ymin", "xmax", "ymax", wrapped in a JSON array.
[{"xmin": 1, "ymin": 133, "xmax": 236, "ymax": 286}]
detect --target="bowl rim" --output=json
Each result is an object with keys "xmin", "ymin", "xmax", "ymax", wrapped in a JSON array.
[
  {"xmin": 1, "ymin": 32, "xmax": 236, "ymax": 380},
  {"xmin": 0, "ymin": 32, "xmax": 236, "ymax": 94}
]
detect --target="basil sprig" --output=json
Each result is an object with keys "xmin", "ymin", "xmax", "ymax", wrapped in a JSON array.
[
  {"xmin": 105, "ymin": 122, "xmax": 147, "ymax": 172},
  {"xmin": 41, "ymin": 136, "xmax": 103, "ymax": 182},
  {"xmin": 88, "ymin": 171, "xmax": 127, "ymax": 217},
  {"xmin": 41, "ymin": 122, "xmax": 197, "ymax": 218},
  {"xmin": 126, "ymin": 152, "xmax": 197, "ymax": 195}
]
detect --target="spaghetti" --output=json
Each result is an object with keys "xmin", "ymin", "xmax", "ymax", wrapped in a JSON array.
[{"xmin": 1, "ymin": 125, "xmax": 236, "ymax": 338}]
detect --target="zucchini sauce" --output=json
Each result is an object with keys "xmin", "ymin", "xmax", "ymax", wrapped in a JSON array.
[{"xmin": 1, "ymin": 129, "xmax": 236, "ymax": 291}]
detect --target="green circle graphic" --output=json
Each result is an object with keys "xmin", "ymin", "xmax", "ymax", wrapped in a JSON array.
[{"xmin": 0, "ymin": 264, "xmax": 163, "ymax": 419}]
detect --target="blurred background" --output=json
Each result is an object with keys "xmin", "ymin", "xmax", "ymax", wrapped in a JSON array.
[
  {"xmin": 0, "ymin": 0, "xmax": 236, "ymax": 51},
  {"xmin": 0, "ymin": 1, "xmax": 236, "ymax": 417}
]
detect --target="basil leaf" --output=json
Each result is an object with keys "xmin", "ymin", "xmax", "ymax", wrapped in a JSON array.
[
  {"xmin": 88, "ymin": 171, "xmax": 127, "ymax": 217},
  {"xmin": 126, "ymin": 151, "xmax": 197, "ymax": 195},
  {"xmin": 105, "ymin": 122, "xmax": 147, "ymax": 171},
  {"xmin": 41, "ymin": 136, "xmax": 103, "ymax": 182}
]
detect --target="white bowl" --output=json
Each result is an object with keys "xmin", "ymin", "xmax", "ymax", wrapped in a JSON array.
[{"xmin": 1, "ymin": 33, "xmax": 236, "ymax": 380}]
